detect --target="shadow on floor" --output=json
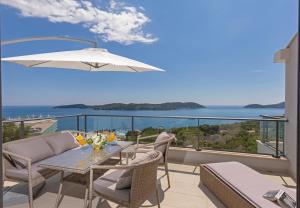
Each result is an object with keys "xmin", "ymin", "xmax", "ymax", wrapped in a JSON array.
[{"xmin": 198, "ymin": 183, "xmax": 225, "ymax": 208}]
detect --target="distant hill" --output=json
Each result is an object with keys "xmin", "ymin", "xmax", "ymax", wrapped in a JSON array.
[
  {"xmin": 54, "ymin": 102, "xmax": 206, "ymax": 111},
  {"xmin": 244, "ymin": 102, "xmax": 285, "ymax": 109}
]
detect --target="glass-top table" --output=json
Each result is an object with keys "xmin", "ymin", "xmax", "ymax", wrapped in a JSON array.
[{"xmin": 39, "ymin": 141, "xmax": 133, "ymax": 174}]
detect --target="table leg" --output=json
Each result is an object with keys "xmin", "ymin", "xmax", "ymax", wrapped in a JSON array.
[
  {"xmin": 55, "ymin": 171, "xmax": 64, "ymax": 208},
  {"xmin": 126, "ymin": 152, "xmax": 129, "ymax": 164},
  {"xmin": 119, "ymin": 152, "xmax": 122, "ymax": 165},
  {"xmin": 83, "ymin": 185, "xmax": 89, "ymax": 208}
]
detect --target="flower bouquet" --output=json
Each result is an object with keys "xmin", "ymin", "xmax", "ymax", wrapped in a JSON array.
[{"xmin": 86, "ymin": 134, "xmax": 107, "ymax": 152}]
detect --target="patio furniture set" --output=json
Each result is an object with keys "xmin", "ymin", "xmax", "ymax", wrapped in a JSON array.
[{"xmin": 3, "ymin": 131, "xmax": 175, "ymax": 208}]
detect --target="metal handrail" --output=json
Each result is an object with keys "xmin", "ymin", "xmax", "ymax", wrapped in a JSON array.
[
  {"xmin": 85, "ymin": 114, "xmax": 287, "ymax": 122},
  {"xmin": 2, "ymin": 114, "xmax": 287, "ymax": 123}
]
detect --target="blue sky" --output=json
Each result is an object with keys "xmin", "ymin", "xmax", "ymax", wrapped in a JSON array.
[{"xmin": 0, "ymin": 0, "xmax": 297, "ymax": 106}]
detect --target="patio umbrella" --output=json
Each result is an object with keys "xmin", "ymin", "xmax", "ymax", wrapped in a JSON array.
[
  {"xmin": 2, "ymin": 47, "xmax": 164, "ymax": 72},
  {"xmin": 0, "ymin": 37, "xmax": 164, "ymax": 207}
]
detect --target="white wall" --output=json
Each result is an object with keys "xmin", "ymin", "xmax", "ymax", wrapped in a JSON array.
[
  {"xmin": 168, "ymin": 148, "xmax": 290, "ymax": 174},
  {"xmin": 284, "ymin": 35, "xmax": 298, "ymax": 179}
]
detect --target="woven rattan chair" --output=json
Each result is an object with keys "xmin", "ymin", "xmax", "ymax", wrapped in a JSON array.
[
  {"xmin": 88, "ymin": 151, "xmax": 162, "ymax": 208},
  {"xmin": 134, "ymin": 132, "xmax": 175, "ymax": 188}
]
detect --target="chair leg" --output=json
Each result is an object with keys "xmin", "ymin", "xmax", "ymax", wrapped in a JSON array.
[
  {"xmin": 156, "ymin": 188, "xmax": 160, "ymax": 208},
  {"xmin": 88, "ymin": 191, "xmax": 92, "ymax": 208},
  {"xmin": 165, "ymin": 162, "xmax": 170, "ymax": 188},
  {"xmin": 88, "ymin": 170, "xmax": 93, "ymax": 208},
  {"xmin": 55, "ymin": 171, "xmax": 64, "ymax": 208},
  {"xmin": 83, "ymin": 186, "xmax": 88, "ymax": 208},
  {"xmin": 28, "ymin": 182, "xmax": 34, "ymax": 208}
]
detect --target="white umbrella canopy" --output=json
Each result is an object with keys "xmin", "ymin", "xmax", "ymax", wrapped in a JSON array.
[{"xmin": 2, "ymin": 47, "xmax": 164, "ymax": 72}]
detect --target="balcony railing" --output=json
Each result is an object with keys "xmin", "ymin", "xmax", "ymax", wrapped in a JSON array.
[{"xmin": 2, "ymin": 114, "xmax": 287, "ymax": 157}]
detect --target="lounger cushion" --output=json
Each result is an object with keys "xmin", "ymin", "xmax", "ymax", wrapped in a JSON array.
[
  {"xmin": 93, "ymin": 170, "xmax": 130, "ymax": 205},
  {"xmin": 154, "ymin": 132, "xmax": 171, "ymax": 154},
  {"xmin": 203, "ymin": 162, "xmax": 296, "ymax": 208},
  {"xmin": 5, "ymin": 138, "xmax": 54, "ymax": 168},
  {"xmin": 5, "ymin": 162, "xmax": 59, "ymax": 186},
  {"xmin": 115, "ymin": 150, "xmax": 159, "ymax": 190},
  {"xmin": 45, "ymin": 131, "xmax": 79, "ymax": 155}
]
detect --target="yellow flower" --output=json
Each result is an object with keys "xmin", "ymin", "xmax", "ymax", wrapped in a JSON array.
[
  {"xmin": 107, "ymin": 133, "xmax": 116, "ymax": 143},
  {"xmin": 75, "ymin": 134, "xmax": 87, "ymax": 146}
]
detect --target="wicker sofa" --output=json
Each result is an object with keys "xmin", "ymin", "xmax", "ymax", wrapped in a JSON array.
[
  {"xmin": 3, "ymin": 131, "xmax": 80, "ymax": 208},
  {"xmin": 200, "ymin": 161, "xmax": 296, "ymax": 208}
]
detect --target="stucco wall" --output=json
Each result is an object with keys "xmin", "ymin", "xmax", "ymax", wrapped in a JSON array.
[
  {"xmin": 284, "ymin": 35, "xmax": 298, "ymax": 179},
  {"xmin": 168, "ymin": 147, "xmax": 290, "ymax": 174}
]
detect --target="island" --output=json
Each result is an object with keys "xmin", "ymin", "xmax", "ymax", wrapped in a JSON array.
[
  {"xmin": 244, "ymin": 102, "xmax": 285, "ymax": 109},
  {"xmin": 54, "ymin": 102, "xmax": 206, "ymax": 111}
]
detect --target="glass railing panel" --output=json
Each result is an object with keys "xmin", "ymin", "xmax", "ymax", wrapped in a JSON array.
[
  {"xmin": 3, "ymin": 121, "xmax": 24, "ymax": 142},
  {"xmin": 193, "ymin": 120, "xmax": 260, "ymax": 154},
  {"xmin": 131, "ymin": 117, "xmax": 199, "ymax": 147},
  {"xmin": 125, "ymin": 117, "xmax": 282, "ymax": 155},
  {"xmin": 85, "ymin": 115, "xmax": 132, "ymax": 135},
  {"xmin": 259, "ymin": 120, "xmax": 285, "ymax": 155},
  {"xmin": 2, "ymin": 115, "xmax": 286, "ymax": 156},
  {"xmin": 56, "ymin": 116, "xmax": 77, "ymax": 132},
  {"xmin": 3, "ymin": 118, "xmax": 60, "ymax": 142}
]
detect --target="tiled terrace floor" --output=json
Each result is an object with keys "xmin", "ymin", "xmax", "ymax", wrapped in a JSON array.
[{"xmin": 4, "ymin": 163, "xmax": 296, "ymax": 208}]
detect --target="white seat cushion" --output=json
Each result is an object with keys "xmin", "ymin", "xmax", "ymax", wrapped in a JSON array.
[{"xmin": 93, "ymin": 170, "xmax": 130, "ymax": 205}]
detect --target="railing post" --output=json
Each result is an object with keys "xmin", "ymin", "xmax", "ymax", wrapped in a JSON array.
[
  {"xmin": 131, "ymin": 116, "xmax": 134, "ymax": 138},
  {"xmin": 282, "ymin": 121, "xmax": 285, "ymax": 156},
  {"xmin": 197, "ymin": 119, "xmax": 201, "ymax": 151},
  {"xmin": 19, "ymin": 121, "xmax": 24, "ymax": 139},
  {"xmin": 76, "ymin": 115, "xmax": 80, "ymax": 131},
  {"xmin": 84, "ymin": 115, "xmax": 87, "ymax": 133},
  {"xmin": 131, "ymin": 116, "xmax": 134, "ymax": 132},
  {"xmin": 273, "ymin": 120, "xmax": 280, "ymax": 158}
]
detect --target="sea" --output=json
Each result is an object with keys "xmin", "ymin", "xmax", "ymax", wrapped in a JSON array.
[{"xmin": 3, "ymin": 106, "xmax": 285, "ymax": 132}]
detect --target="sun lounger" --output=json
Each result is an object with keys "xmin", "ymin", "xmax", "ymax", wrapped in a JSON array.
[{"xmin": 200, "ymin": 161, "xmax": 296, "ymax": 208}]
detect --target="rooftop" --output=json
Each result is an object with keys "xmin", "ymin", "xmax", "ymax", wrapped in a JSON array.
[{"xmin": 4, "ymin": 162, "xmax": 295, "ymax": 208}]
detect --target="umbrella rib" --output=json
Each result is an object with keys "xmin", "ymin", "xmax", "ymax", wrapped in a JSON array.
[
  {"xmin": 28, "ymin": 61, "xmax": 51, "ymax": 67},
  {"xmin": 81, "ymin": 62, "xmax": 109, "ymax": 69},
  {"xmin": 128, "ymin": 66, "xmax": 139, "ymax": 72},
  {"xmin": 96, "ymin": 63, "xmax": 110, "ymax": 68},
  {"xmin": 81, "ymin": 62, "xmax": 95, "ymax": 68}
]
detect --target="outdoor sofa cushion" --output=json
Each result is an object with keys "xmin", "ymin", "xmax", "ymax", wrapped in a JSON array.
[
  {"xmin": 203, "ymin": 161, "xmax": 296, "ymax": 208},
  {"xmin": 5, "ymin": 137, "xmax": 54, "ymax": 168},
  {"xmin": 115, "ymin": 150, "xmax": 159, "ymax": 190},
  {"xmin": 93, "ymin": 170, "xmax": 130, "ymax": 205},
  {"xmin": 45, "ymin": 131, "xmax": 79, "ymax": 155}
]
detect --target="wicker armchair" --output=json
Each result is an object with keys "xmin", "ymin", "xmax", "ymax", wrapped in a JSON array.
[
  {"xmin": 89, "ymin": 151, "xmax": 162, "ymax": 208},
  {"xmin": 134, "ymin": 132, "xmax": 175, "ymax": 188}
]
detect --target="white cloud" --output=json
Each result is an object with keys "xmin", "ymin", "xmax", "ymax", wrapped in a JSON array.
[{"xmin": 0, "ymin": 0, "xmax": 157, "ymax": 45}]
